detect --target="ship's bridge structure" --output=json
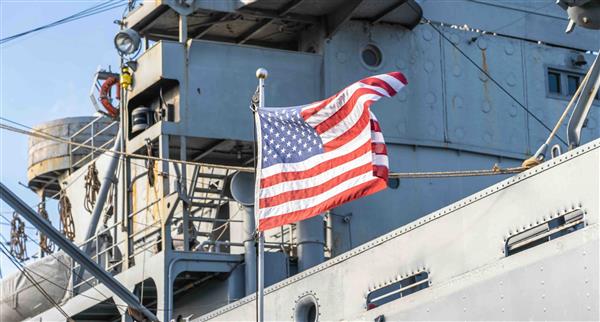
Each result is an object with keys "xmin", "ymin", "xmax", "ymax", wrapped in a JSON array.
[{"xmin": 5, "ymin": 0, "xmax": 600, "ymax": 321}]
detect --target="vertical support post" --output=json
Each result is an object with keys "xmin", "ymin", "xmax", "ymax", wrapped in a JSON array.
[
  {"xmin": 180, "ymin": 135, "xmax": 189, "ymax": 251},
  {"xmin": 243, "ymin": 205, "xmax": 257, "ymax": 294},
  {"xmin": 257, "ymin": 231, "xmax": 265, "ymax": 321},
  {"xmin": 255, "ymin": 68, "xmax": 268, "ymax": 322},
  {"xmin": 159, "ymin": 134, "xmax": 170, "ymax": 195},
  {"xmin": 91, "ymin": 120, "xmax": 95, "ymax": 160},
  {"xmin": 179, "ymin": 14, "xmax": 188, "ymax": 43},
  {"xmin": 297, "ymin": 215, "xmax": 325, "ymax": 272}
]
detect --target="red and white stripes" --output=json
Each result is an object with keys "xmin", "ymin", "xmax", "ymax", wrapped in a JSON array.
[{"xmin": 257, "ymin": 72, "xmax": 407, "ymax": 231}]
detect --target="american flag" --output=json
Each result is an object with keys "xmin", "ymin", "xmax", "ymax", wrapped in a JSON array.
[{"xmin": 255, "ymin": 72, "xmax": 407, "ymax": 231}]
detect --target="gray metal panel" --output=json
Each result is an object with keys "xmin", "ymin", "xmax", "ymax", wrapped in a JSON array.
[
  {"xmin": 521, "ymin": 41, "xmax": 600, "ymax": 153},
  {"xmin": 198, "ymin": 138, "xmax": 600, "ymax": 321},
  {"xmin": 441, "ymin": 26, "xmax": 529, "ymax": 155},
  {"xmin": 323, "ymin": 22, "xmax": 446, "ymax": 144},
  {"xmin": 330, "ymin": 144, "xmax": 522, "ymax": 255},
  {"xmin": 358, "ymin": 229, "xmax": 599, "ymax": 321},
  {"xmin": 183, "ymin": 40, "xmax": 322, "ymax": 141},
  {"xmin": 419, "ymin": 0, "xmax": 600, "ymax": 51}
]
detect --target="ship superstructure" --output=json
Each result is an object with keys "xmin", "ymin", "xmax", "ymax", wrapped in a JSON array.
[{"xmin": 1, "ymin": 0, "xmax": 599, "ymax": 321}]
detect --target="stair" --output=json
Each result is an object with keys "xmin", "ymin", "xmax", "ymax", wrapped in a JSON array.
[{"xmin": 186, "ymin": 166, "xmax": 231, "ymax": 246}]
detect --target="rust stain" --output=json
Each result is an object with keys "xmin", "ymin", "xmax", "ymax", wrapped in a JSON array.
[
  {"xmin": 481, "ymin": 49, "xmax": 492, "ymax": 107},
  {"xmin": 132, "ymin": 166, "xmax": 137, "ymax": 234}
]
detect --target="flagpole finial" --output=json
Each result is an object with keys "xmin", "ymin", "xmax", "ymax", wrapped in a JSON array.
[{"xmin": 256, "ymin": 68, "xmax": 268, "ymax": 79}]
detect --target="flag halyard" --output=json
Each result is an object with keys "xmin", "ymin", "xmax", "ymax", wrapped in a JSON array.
[{"xmin": 255, "ymin": 72, "xmax": 407, "ymax": 231}]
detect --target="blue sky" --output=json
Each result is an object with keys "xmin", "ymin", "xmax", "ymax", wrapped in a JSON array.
[{"xmin": 1, "ymin": 1, "xmax": 124, "ymax": 276}]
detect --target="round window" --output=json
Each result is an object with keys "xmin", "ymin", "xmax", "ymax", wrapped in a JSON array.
[
  {"xmin": 361, "ymin": 44, "xmax": 383, "ymax": 68},
  {"xmin": 294, "ymin": 294, "xmax": 318, "ymax": 322}
]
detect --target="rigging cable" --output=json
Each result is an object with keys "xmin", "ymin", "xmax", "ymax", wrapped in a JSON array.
[
  {"xmin": 1, "ymin": 216, "xmax": 113, "ymax": 306},
  {"xmin": 0, "ymin": 120, "xmax": 527, "ymax": 179},
  {"xmin": 403, "ymin": 2, "xmax": 567, "ymax": 145},
  {"xmin": 0, "ymin": 0, "xmax": 127, "ymax": 45}
]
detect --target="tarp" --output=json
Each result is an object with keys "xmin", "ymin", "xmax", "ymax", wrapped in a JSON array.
[{"xmin": 1, "ymin": 252, "xmax": 71, "ymax": 322}]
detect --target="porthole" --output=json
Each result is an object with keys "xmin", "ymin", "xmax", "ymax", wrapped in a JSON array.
[
  {"xmin": 294, "ymin": 294, "xmax": 319, "ymax": 322},
  {"xmin": 361, "ymin": 44, "xmax": 383, "ymax": 69}
]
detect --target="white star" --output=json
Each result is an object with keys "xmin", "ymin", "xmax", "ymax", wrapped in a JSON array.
[
  {"xmin": 312, "ymin": 139, "xmax": 317, "ymax": 145},
  {"xmin": 297, "ymin": 138, "xmax": 303, "ymax": 144},
  {"xmin": 264, "ymin": 156, "xmax": 268, "ymax": 162},
  {"xmin": 275, "ymin": 144, "xmax": 280, "ymax": 149},
  {"xmin": 281, "ymin": 148, "xmax": 286, "ymax": 153},
  {"xmin": 275, "ymin": 132, "xmax": 280, "ymax": 138},
  {"xmin": 303, "ymin": 142, "xmax": 308, "ymax": 148},
  {"xmin": 267, "ymin": 149, "xmax": 272, "ymax": 155},
  {"xmin": 264, "ymin": 134, "xmax": 269, "ymax": 139},
  {"xmin": 286, "ymin": 141, "xmax": 291, "ymax": 146},
  {"xmin": 281, "ymin": 137, "xmax": 286, "ymax": 142},
  {"xmin": 292, "ymin": 134, "xmax": 297, "ymax": 139},
  {"xmin": 308, "ymin": 147, "xmax": 312, "ymax": 152},
  {"xmin": 286, "ymin": 153, "xmax": 292, "ymax": 158},
  {"xmin": 298, "ymin": 151, "xmax": 303, "ymax": 156},
  {"xmin": 292, "ymin": 146, "xmax": 297, "ymax": 151},
  {"xmin": 269, "ymin": 139, "xmax": 274, "ymax": 144},
  {"xmin": 269, "ymin": 128, "xmax": 274, "ymax": 133}
]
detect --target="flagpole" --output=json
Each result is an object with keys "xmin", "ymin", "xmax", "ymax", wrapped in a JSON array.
[{"xmin": 255, "ymin": 67, "xmax": 268, "ymax": 322}]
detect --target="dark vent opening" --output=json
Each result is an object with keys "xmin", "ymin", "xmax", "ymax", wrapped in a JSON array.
[
  {"xmin": 506, "ymin": 209, "xmax": 585, "ymax": 256},
  {"xmin": 366, "ymin": 271, "xmax": 429, "ymax": 310}
]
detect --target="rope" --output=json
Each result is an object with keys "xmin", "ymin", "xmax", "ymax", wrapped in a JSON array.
[
  {"xmin": 37, "ymin": 202, "xmax": 55, "ymax": 256},
  {"xmin": 9, "ymin": 212, "xmax": 28, "ymax": 261},
  {"xmin": 389, "ymin": 165, "xmax": 526, "ymax": 179},
  {"xmin": 59, "ymin": 191, "xmax": 76, "ymax": 241},
  {"xmin": 84, "ymin": 162, "xmax": 101, "ymax": 213}
]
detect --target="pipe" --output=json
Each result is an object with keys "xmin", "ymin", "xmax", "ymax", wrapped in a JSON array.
[
  {"xmin": 297, "ymin": 214, "xmax": 325, "ymax": 272},
  {"xmin": 0, "ymin": 182, "xmax": 158, "ymax": 322},
  {"xmin": 242, "ymin": 205, "xmax": 257, "ymax": 295},
  {"xmin": 83, "ymin": 129, "xmax": 122, "ymax": 255}
]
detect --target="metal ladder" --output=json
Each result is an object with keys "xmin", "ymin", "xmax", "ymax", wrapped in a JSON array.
[{"xmin": 186, "ymin": 166, "xmax": 231, "ymax": 244}]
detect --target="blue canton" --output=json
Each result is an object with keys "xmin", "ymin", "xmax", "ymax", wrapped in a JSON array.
[{"xmin": 259, "ymin": 107, "xmax": 324, "ymax": 168}]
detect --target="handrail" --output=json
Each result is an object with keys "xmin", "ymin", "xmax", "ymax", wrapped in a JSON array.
[{"xmin": 68, "ymin": 116, "xmax": 118, "ymax": 173}]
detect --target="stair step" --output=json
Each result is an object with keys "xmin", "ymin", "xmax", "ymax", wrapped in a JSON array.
[
  {"xmin": 191, "ymin": 196, "xmax": 227, "ymax": 201},
  {"xmin": 191, "ymin": 202, "xmax": 220, "ymax": 208},
  {"xmin": 193, "ymin": 187, "xmax": 223, "ymax": 194},
  {"xmin": 197, "ymin": 173, "xmax": 227, "ymax": 180}
]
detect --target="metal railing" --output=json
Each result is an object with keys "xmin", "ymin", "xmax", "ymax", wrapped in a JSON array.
[{"xmin": 68, "ymin": 115, "xmax": 118, "ymax": 173}]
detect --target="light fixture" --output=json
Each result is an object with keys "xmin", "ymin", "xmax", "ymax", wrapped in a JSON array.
[{"xmin": 114, "ymin": 28, "xmax": 141, "ymax": 56}]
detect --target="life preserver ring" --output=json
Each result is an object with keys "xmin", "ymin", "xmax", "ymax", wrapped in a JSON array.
[{"xmin": 100, "ymin": 77, "xmax": 120, "ymax": 117}]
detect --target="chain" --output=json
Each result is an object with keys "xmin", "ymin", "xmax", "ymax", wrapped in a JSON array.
[
  {"xmin": 59, "ymin": 191, "xmax": 76, "ymax": 241},
  {"xmin": 37, "ymin": 201, "xmax": 55, "ymax": 255},
  {"xmin": 84, "ymin": 162, "xmax": 101, "ymax": 213},
  {"xmin": 10, "ymin": 212, "xmax": 28, "ymax": 261},
  {"xmin": 145, "ymin": 138, "xmax": 155, "ymax": 187}
]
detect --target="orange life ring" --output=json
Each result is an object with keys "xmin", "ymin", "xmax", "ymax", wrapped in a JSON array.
[{"xmin": 100, "ymin": 77, "xmax": 120, "ymax": 117}]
